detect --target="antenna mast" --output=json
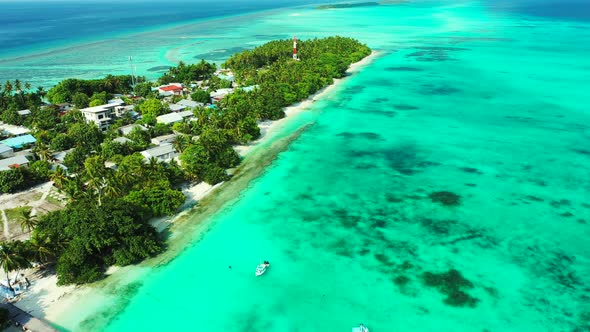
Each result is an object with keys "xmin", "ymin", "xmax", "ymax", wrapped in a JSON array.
[{"xmin": 129, "ymin": 55, "xmax": 136, "ymax": 89}]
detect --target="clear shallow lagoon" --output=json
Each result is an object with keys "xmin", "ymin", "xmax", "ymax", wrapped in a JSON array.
[{"xmin": 6, "ymin": 0, "xmax": 590, "ymax": 331}]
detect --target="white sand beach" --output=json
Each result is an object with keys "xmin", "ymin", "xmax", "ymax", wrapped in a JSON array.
[
  {"xmin": 11, "ymin": 51, "xmax": 380, "ymax": 324},
  {"xmin": 234, "ymin": 50, "xmax": 379, "ymax": 156}
]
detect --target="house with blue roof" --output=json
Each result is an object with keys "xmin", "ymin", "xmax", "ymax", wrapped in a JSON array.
[{"xmin": 0, "ymin": 134, "xmax": 37, "ymax": 149}]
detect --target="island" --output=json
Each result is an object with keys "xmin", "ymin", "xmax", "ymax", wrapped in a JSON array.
[{"xmin": 0, "ymin": 36, "xmax": 372, "ymax": 312}]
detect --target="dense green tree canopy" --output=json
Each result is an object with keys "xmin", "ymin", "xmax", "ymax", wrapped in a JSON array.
[
  {"xmin": 190, "ymin": 89, "xmax": 211, "ymax": 104},
  {"xmin": 139, "ymin": 98, "xmax": 164, "ymax": 115},
  {"xmin": 35, "ymin": 199, "xmax": 163, "ymax": 285},
  {"xmin": 50, "ymin": 133, "xmax": 73, "ymax": 151},
  {"xmin": 179, "ymin": 127, "xmax": 240, "ymax": 184},
  {"xmin": 124, "ymin": 180, "xmax": 185, "ymax": 217},
  {"xmin": 67, "ymin": 122, "xmax": 103, "ymax": 150},
  {"xmin": 159, "ymin": 60, "xmax": 216, "ymax": 85},
  {"xmin": 0, "ymin": 168, "xmax": 26, "ymax": 193},
  {"xmin": 45, "ymin": 75, "xmax": 143, "ymax": 104},
  {"xmin": 72, "ymin": 92, "xmax": 89, "ymax": 108}
]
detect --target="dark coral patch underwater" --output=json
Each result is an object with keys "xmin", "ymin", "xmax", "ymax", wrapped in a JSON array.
[
  {"xmin": 422, "ymin": 269, "xmax": 479, "ymax": 307},
  {"xmin": 429, "ymin": 191, "xmax": 461, "ymax": 206}
]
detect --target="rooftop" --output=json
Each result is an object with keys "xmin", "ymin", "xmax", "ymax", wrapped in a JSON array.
[
  {"xmin": 177, "ymin": 99, "xmax": 203, "ymax": 108},
  {"xmin": 0, "ymin": 143, "xmax": 13, "ymax": 155},
  {"xmin": 151, "ymin": 133, "xmax": 177, "ymax": 145},
  {"xmin": 0, "ymin": 134, "xmax": 37, "ymax": 149},
  {"xmin": 80, "ymin": 102, "xmax": 121, "ymax": 113},
  {"xmin": 140, "ymin": 144, "xmax": 177, "ymax": 159},
  {"xmin": 17, "ymin": 109, "xmax": 31, "ymax": 116},
  {"xmin": 118, "ymin": 105, "xmax": 135, "ymax": 111},
  {"xmin": 108, "ymin": 98, "xmax": 125, "ymax": 104},
  {"xmin": 52, "ymin": 149, "xmax": 72, "ymax": 163},
  {"xmin": 169, "ymin": 103, "xmax": 186, "ymax": 112},
  {"xmin": 178, "ymin": 110, "xmax": 194, "ymax": 118},
  {"xmin": 0, "ymin": 122, "xmax": 31, "ymax": 136},
  {"xmin": 0, "ymin": 155, "xmax": 29, "ymax": 171},
  {"xmin": 156, "ymin": 112, "xmax": 184, "ymax": 124},
  {"xmin": 210, "ymin": 88, "xmax": 234, "ymax": 99},
  {"xmin": 113, "ymin": 137, "xmax": 132, "ymax": 144},
  {"xmin": 159, "ymin": 85, "xmax": 183, "ymax": 92},
  {"xmin": 242, "ymin": 85, "xmax": 259, "ymax": 92},
  {"xmin": 119, "ymin": 124, "xmax": 147, "ymax": 136}
]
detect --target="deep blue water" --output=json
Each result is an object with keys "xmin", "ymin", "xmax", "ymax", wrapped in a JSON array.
[
  {"xmin": 1, "ymin": 0, "xmax": 589, "ymax": 57},
  {"xmin": 0, "ymin": 0, "xmax": 326, "ymax": 57},
  {"xmin": 485, "ymin": 0, "xmax": 590, "ymax": 21},
  {"xmin": 0, "ymin": 0, "xmax": 587, "ymax": 60}
]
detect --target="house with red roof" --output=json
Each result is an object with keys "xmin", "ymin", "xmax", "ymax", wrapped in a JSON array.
[{"xmin": 157, "ymin": 83, "xmax": 184, "ymax": 96}]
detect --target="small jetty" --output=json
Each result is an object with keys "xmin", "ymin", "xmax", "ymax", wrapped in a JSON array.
[{"xmin": 1, "ymin": 303, "xmax": 58, "ymax": 332}]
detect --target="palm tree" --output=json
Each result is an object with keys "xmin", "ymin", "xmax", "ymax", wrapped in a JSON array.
[
  {"xmin": 36, "ymin": 86, "xmax": 46, "ymax": 99},
  {"xmin": 173, "ymin": 134, "xmax": 191, "ymax": 153},
  {"xmin": 50, "ymin": 166, "xmax": 68, "ymax": 190},
  {"xmin": 63, "ymin": 176, "xmax": 86, "ymax": 201},
  {"xmin": 84, "ymin": 157, "xmax": 108, "ymax": 205},
  {"xmin": 104, "ymin": 74, "xmax": 115, "ymax": 91},
  {"xmin": 13, "ymin": 79, "xmax": 21, "ymax": 93},
  {"xmin": 24, "ymin": 82, "xmax": 31, "ymax": 91},
  {"xmin": 115, "ymin": 164, "xmax": 134, "ymax": 189},
  {"xmin": 14, "ymin": 79, "xmax": 25, "ymax": 105},
  {"xmin": 145, "ymin": 157, "xmax": 162, "ymax": 180},
  {"xmin": 193, "ymin": 107, "xmax": 211, "ymax": 128},
  {"xmin": 19, "ymin": 209, "xmax": 37, "ymax": 233},
  {"xmin": 3, "ymin": 81, "xmax": 12, "ymax": 96},
  {"xmin": 86, "ymin": 176, "xmax": 106, "ymax": 206},
  {"xmin": 27, "ymin": 233, "xmax": 55, "ymax": 265},
  {"xmin": 34, "ymin": 141, "xmax": 52, "ymax": 161},
  {"xmin": 0, "ymin": 242, "xmax": 30, "ymax": 291},
  {"xmin": 103, "ymin": 172, "xmax": 122, "ymax": 199}
]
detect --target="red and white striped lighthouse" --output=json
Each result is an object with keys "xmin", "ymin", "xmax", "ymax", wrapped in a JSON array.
[{"xmin": 293, "ymin": 35, "xmax": 299, "ymax": 61}]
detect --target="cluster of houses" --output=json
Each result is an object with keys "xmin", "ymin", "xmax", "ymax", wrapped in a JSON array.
[
  {"xmin": 113, "ymin": 123, "xmax": 179, "ymax": 162},
  {"xmin": 0, "ymin": 122, "xmax": 36, "ymax": 171},
  {"xmin": 0, "ymin": 70, "xmax": 255, "ymax": 174},
  {"xmin": 74, "ymin": 79, "xmax": 245, "ymax": 164}
]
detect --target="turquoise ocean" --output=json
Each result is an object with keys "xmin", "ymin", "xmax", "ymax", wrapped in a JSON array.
[{"xmin": 2, "ymin": 0, "xmax": 590, "ymax": 331}]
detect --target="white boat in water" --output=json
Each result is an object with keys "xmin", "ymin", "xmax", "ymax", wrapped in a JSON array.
[
  {"xmin": 352, "ymin": 324, "xmax": 369, "ymax": 332},
  {"xmin": 256, "ymin": 261, "xmax": 270, "ymax": 276}
]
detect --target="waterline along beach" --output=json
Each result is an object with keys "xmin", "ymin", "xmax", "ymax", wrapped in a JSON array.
[{"xmin": 1, "ymin": 0, "xmax": 590, "ymax": 331}]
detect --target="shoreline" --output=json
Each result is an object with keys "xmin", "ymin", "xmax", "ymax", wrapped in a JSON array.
[
  {"xmin": 234, "ymin": 50, "xmax": 379, "ymax": 156},
  {"xmin": 12, "ymin": 50, "xmax": 380, "ymax": 330}
]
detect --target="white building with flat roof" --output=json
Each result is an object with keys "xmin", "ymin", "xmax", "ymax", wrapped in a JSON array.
[{"xmin": 80, "ymin": 102, "xmax": 123, "ymax": 131}]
